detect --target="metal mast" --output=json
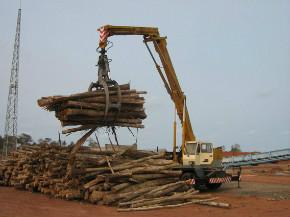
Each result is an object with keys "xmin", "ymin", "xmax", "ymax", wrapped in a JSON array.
[{"xmin": 3, "ymin": 8, "xmax": 21, "ymax": 156}]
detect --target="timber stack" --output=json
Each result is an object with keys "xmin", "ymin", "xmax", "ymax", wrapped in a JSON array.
[
  {"xmin": 37, "ymin": 83, "xmax": 147, "ymax": 134},
  {"xmin": 0, "ymin": 144, "xmax": 230, "ymax": 211}
]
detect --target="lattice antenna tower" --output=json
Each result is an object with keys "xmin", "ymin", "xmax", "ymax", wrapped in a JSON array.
[{"xmin": 3, "ymin": 7, "xmax": 22, "ymax": 155}]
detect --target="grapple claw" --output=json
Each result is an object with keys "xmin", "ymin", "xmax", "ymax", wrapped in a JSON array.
[{"xmin": 88, "ymin": 48, "xmax": 122, "ymax": 122}]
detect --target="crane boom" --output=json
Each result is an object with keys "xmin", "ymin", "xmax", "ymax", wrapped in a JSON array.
[
  {"xmin": 96, "ymin": 26, "xmax": 241, "ymax": 188},
  {"xmin": 98, "ymin": 25, "xmax": 196, "ymax": 152}
]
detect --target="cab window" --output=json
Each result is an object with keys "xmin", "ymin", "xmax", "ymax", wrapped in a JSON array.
[
  {"xmin": 184, "ymin": 143, "xmax": 197, "ymax": 155},
  {"xmin": 201, "ymin": 143, "xmax": 212, "ymax": 153}
]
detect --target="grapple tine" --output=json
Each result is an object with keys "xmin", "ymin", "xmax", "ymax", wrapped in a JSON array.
[
  {"xmin": 89, "ymin": 48, "xmax": 122, "ymax": 123},
  {"xmin": 101, "ymin": 80, "xmax": 110, "ymax": 119},
  {"xmin": 111, "ymin": 81, "xmax": 122, "ymax": 120},
  {"xmin": 116, "ymin": 83, "xmax": 122, "ymax": 114}
]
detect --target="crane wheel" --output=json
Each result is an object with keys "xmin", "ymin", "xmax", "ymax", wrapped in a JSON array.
[{"xmin": 181, "ymin": 172, "xmax": 193, "ymax": 181}]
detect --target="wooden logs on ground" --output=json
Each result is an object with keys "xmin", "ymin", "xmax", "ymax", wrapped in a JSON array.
[
  {"xmin": 0, "ymin": 144, "xmax": 230, "ymax": 211},
  {"xmin": 37, "ymin": 83, "xmax": 147, "ymax": 134}
]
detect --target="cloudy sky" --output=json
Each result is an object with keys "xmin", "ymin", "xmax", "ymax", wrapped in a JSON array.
[{"xmin": 0, "ymin": 0, "xmax": 289, "ymax": 151}]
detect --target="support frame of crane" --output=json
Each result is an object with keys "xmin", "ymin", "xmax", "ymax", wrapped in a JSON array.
[{"xmin": 97, "ymin": 25, "xmax": 241, "ymax": 190}]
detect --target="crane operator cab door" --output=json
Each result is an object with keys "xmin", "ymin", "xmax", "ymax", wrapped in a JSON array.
[
  {"xmin": 183, "ymin": 142, "xmax": 214, "ymax": 166},
  {"xmin": 199, "ymin": 143, "xmax": 214, "ymax": 165}
]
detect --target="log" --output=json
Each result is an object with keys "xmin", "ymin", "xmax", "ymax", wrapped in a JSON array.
[
  {"xmin": 37, "ymin": 84, "xmax": 131, "ymax": 106},
  {"xmin": 62, "ymin": 123, "xmax": 144, "ymax": 134},
  {"xmin": 105, "ymin": 172, "xmax": 132, "ymax": 183},
  {"xmin": 197, "ymin": 201, "xmax": 231, "ymax": 208},
  {"xmin": 128, "ymin": 164, "xmax": 179, "ymax": 175},
  {"xmin": 111, "ymin": 183, "xmax": 131, "ymax": 193},
  {"xmin": 61, "ymin": 117, "xmax": 142, "ymax": 124},
  {"xmin": 83, "ymin": 176, "xmax": 105, "ymax": 189},
  {"xmin": 103, "ymin": 186, "xmax": 156, "ymax": 205},
  {"xmin": 84, "ymin": 153, "xmax": 165, "ymax": 174},
  {"xmin": 37, "ymin": 83, "xmax": 147, "ymax": 132},
  {"xmin": 38, "ymin": 89, "xmax": 145, "ymax": 108},
  {"xmin": 119, "ymin": 178, "xmax": 178, "ymax": 194},
  {"xmin": 131, "ymin": 191, "xmax": 211, "ymax": 208},
  {"xmin": 118, "ymin": 189, "xmax": 198, "ymax": 208},
  {"xmin": 120, "ymin": 149, "xmax": 155, "ymax": 159},
  {"xmin": 66, "ymin": 128, "xmax": 96, "ymax": 179},
  {"xmin": 59, "ymin": 108, "xmax": 146, "ymax": 119},
  {"xmin": 0, "ymin": 143, "xmax": 229, "ymax": 210},
  {"xmin": 77, "ymin": 149, "xmax": 115, "ymax": 156},
  {"xmin": 88, "ymin": 184, "xmax": 103, "ymax": 192},
  {"xmin": 89, "ymin": 190, "xmax": 106, "ymax": 203},
  {"xmin": 144, "ymin": 181, "xmax": 186, "ymax": 198},
  {"xmin": 59, "ymin": 96, "xmax": 145, "ymax": 111},
  {"xmin": 65, "ymin": 189, "xmax": 81, "ymax": 200},
  {"xmin": 131, "ymin": 174, "xmax": 175, "ymax": 182},
  {"xmin": 117, "ymin": 198, "xmax": 218, "ymax": 212},
  {"xmin": 81, "ymin": 98, "xmax": 145, "ymax": 105}
]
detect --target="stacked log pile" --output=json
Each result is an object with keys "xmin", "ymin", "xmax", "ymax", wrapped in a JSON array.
[
  {"xmin": 0, "ymin": 144, "xmax": 230, "ymax": 211},
  {"xmin": 37, "ymin": 84, "xmax": 147, "ymax": 134}
]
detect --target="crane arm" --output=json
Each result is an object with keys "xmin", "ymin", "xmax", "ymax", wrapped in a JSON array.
[{"xmin": 98, "ymin": 25, "xmax": 196, "ymax": 145}]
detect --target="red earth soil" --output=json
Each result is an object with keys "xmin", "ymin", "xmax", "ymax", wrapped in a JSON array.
[
  {"xmin": 0, "ymin": 186, "xmax": 289, "ymax": 217},
  {"xmin": 241, "ymin": 174, "xmax": 290, "ymax": 185}
]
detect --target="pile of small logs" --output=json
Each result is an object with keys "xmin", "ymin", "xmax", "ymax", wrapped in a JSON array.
[
  {"xmin": 37, "ymin": 84, "xmax": 147, "ymax": 134},
  {"xmin": 0, "ymin": 144, "xmax": 230, "ymax": 211}
]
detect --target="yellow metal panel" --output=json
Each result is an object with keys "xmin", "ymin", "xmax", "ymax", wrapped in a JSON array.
[{"xmin": 213, "ymin": 147, "xmax": 223, "ymax": 161}]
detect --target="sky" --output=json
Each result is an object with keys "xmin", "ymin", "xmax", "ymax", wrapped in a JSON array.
[{"xmin": 0, "ymin": 0, "xmax": 289, "ymax": 152}]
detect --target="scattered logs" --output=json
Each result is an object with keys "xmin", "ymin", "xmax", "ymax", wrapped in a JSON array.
[
  {"xmin": 0, "ymin": 144, "xmax": 230, "ymax": 211},
  {"xmin": 37, "ymin": 84, "xmax": 147, "ymax": 134}
]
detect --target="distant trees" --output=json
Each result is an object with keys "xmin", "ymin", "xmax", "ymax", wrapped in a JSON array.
[
  {"xmin": 38, "ymin": 137, "xmax": 61, "ymax": 146},
  {"xmin": 230, "ymin": 144, "xmax": 241, "ymax": 152},
  {"xmin": 0, "ymin": 133, "xmax": 35, "ymax": 150},
  {"xmin": 18, "ymin": 133, "xmax": 33, "ymax": 145},
  {"xmin": 38, "ymin": 137, "xmax": 52, "ymax": 144},
  {"xmin": 0, "ymin": 133, "xmax": 69, "ymax": 153}
]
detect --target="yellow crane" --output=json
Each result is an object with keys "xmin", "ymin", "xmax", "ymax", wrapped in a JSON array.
[{"xmin": 97, "ymin": 25, "xmax": 240, "ymax": 190}]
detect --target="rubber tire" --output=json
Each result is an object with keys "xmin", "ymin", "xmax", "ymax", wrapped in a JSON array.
[
  {"xmin": 206, "ymin": 183, "xmax": 222, "ymax": 190},
  {"xmin": 181, "ymin": 172, "xmax": 194, "ymax": 181},
  {"xmin": 180, "ymin": 172, "xmax": 201, "ymax": 190}
]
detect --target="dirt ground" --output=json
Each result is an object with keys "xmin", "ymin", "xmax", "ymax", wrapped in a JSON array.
[
  {"xmin": 1, "ymin": 162, "xmax": 289, "ymax": 217},
  {"xmin": 242, "ymin": 160, "xmax": 290, "ymax": 176}
]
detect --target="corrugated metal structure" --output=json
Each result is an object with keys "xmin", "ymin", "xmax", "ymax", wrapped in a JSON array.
[{"xmin": 222, "ymin": 148, "xmax": 290, "ymax": 169}]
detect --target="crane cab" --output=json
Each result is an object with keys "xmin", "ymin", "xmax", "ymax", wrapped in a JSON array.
[{"xmin": 182, "ymin": 141, "xmax": 214, "ymax": 166}]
